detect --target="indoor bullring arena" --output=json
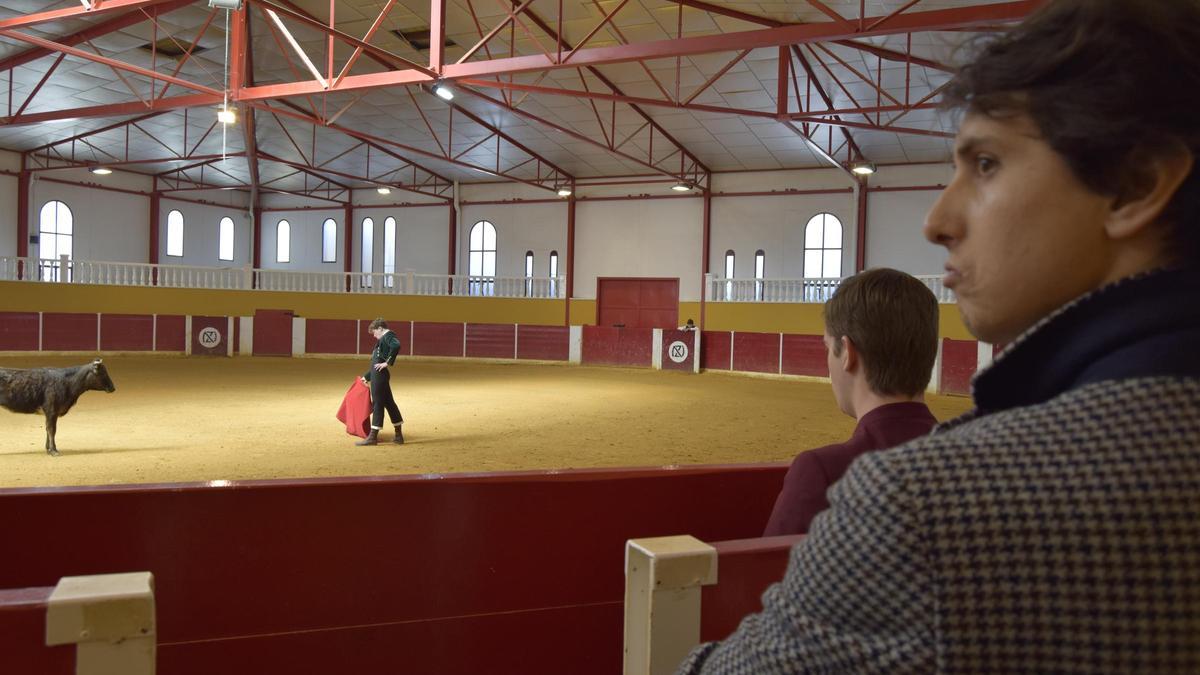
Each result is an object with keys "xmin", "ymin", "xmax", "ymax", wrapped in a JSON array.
[{"xmin": 6, "ymin": 0, "xmax": 1194, "ymax": 673}]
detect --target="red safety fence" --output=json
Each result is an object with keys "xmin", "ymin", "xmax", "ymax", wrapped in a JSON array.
[
  {"xmin": 0, "ymin": 463, "xmax": 787, "ymax": 674},
  {"xmin": 0, "ymin": 586, "xmax": 73, "ymax": 674},
  {"xmin": 699, "ymin": 535, "xmax": 802, "ymax": 643}
]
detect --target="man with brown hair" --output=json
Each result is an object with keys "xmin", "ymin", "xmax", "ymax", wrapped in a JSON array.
[
  {"xmin": 763, "ymin": 268, "xmax": 938, "ymax": 536},
  {"xmin": 357, "ymin": 317, "xmax": 404, "ymax": 446},
  {"xmin": 680, "ymin": 0, "xmax": 1200, "ymax": 672}
]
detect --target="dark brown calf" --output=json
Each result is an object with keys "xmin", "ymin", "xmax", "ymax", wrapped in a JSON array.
[{"xmin": 0, "ymin": 359, "xmax": 116, "ymax": 456}]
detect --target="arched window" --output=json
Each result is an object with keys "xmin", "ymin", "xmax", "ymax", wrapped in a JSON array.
[
  {"xmin": 803, "ymin": 213, "xmax": 842, "ymax": 279},
  {"xmin": 361, "ymin": 217, "xmax": 374, "ymax": 287},
  {"xmin": 724, "ymin": 249, "xmax": 735, "ymax": 300},
  {"xmin": 548, "ymin": 250, "xmax": 559, "ymax": 298},
  {"xmin": 524, "ymin": 250, "xmax": 534, "ymax": 297},
  {"xmin": 276, "ymin": 220, "xmax": 290, "ymax": 263},
  {"xmin": 468, "ymin": 220, "xmax": 497, "ymax": 296},
  {"xmin": 38, "ymin": 200, "xmax": 72, "ymax": 281},
  {"xmin": 166, "ymin": 209, "xmax": 184, "ymax": 257},
  {"xmin": 754, "ymin": 249, "xmax": 765, "ymax": 301},
  {"xmin": 218, "ymin": 217, "xmax": 234, "ymax": 262},
  {"xmin": 321, "ymin": 218, "xmax": 337, "ymax": 263},
  {"xmin": 383, "ymin": 217, "xmax": 396, "ymax": 288}
]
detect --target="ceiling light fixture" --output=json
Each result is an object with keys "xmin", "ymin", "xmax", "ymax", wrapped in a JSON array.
[
  {"xmin": 671, "ymin": 181, "xmax": 694, "ymax": 192},
  {"xmin": 431, "ymin": 81, "xmax": 454, "ymax": 101},
  {"xmin": 89, "ymin": 166, "xmax": 112, "ymax": 175},
  {"xmin": 850, "ymin": 161, "xmax": 876, "ymax": 176},
  {"xmin": 217, "ymin": 107, "xmax": 237, "ymax": 125},
  {"xmin": 377, "ymin": 186, "xmax": 392, "ymax": 195},
  {"xmin": 556, "ymin": 186, "xmax": 572, "ymax": 197}
]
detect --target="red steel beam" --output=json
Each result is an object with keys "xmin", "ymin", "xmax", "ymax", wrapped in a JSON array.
[
  {"xmin": 0, "ymin": 0, "xmax": 178, "ymax": 31},
  {"xmin": 0, "ymin": 0, "xmax": 196, "ymax": 73},
  {"xmin": 1, "ymin": 93, "xmax": 219, "ymax": 127},
  {"xmin": 235, "ymin": 2, "xmax": 1036, "ymax": 100}
]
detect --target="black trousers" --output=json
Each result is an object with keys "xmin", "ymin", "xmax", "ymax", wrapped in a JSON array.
[{"xmin": 369, "ymin": 368, "xmax": 403, "ymax": 429}]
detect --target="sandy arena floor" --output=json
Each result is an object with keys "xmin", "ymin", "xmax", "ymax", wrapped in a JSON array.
[{"xmin": 0, "ymin": 355, "xmax": 973, "ymax": 488}]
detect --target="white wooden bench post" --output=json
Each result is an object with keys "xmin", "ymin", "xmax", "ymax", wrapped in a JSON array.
[
  {"xmin": 623, "ymin": 535, "xmax": 717, "ymax": 675},
  {"xmin": 46, "ymin": 571, "xmax": 156, "ymax": 675}
]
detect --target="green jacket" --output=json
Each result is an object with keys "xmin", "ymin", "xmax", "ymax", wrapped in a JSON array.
[{"xmin": 364, "ymin": 330, "xmax": 402, "ymax": 382}]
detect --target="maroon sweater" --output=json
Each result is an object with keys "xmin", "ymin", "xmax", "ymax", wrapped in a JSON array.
[{"xmin": 763, "ymin": 402, "xmax": 937, "ymax": 536}]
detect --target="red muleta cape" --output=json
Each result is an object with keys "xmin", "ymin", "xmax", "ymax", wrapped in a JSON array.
[{"xmin": 335, "ymin": 378, "xmax": 371, "ymax": 438}]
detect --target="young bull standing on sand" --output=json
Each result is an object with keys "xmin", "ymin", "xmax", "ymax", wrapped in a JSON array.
[{"xmin": 0, "ymin": 358, "xmax": 116, "ymax": 456}]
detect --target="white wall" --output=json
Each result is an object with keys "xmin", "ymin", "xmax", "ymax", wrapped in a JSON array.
[
  {"xmin": 159, "ymin": 198, "xmax": 251, "ymax": 268},
  {"xmin": 259, "ymin": 208, "xmax": 345, "ymax": 271},
  {"xmin": 711, "ymin": 191, "xmax": 855, "ymax": 279},
  {"xmin": 0, "ymin": 173, "xmax": 16, "ymax": 258},
  {"xmin": 864, "ymin": 164, "xmax": 952, "ymax": 275},
  {"xmin": 575, "ymin": 196, "xmax": 705, "ymax": 301},
  {"xmin": 460, "ymin": 201, "xmax": 565, "ymax": 278},
  {"xmin": 353, "ymin": 205, "xmax": 450, "ymax": 275},
  {"xmin": 29, "ymin": 169, "xmax": 151, "ymax": 263}
]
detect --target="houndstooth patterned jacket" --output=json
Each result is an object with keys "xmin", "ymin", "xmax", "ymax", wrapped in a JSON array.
[{"xmin": 679, "ymin": 268, "xmax": 1200, "ymax": 674}]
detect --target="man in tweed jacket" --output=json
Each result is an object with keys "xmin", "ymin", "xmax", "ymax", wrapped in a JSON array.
[{"xmin": 679, "ymin": 0, "xmax": 1200, "ymax": 672}]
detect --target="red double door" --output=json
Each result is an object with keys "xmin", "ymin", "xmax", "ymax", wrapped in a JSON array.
[{"xmin": 596, "ymin": 278, "xmax": 679, "ymax": 329}]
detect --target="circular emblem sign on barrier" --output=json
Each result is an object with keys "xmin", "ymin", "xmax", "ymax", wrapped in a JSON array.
[
  {"xmin": 198, "ymin": 326, "xmax": 222, "ymax": 349},
  {"xmin": 668, "ymin": 340, "xmax": 689, "ymax": 364}
]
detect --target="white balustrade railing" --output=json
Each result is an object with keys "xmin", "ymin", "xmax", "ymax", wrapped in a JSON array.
[
  {"xmin": 706, "ymin": 273, "xmax": 955, "ymax": 303},
  {"xmin": 0, "ymin": 256, "xmax": 953, "ymax": 303}
]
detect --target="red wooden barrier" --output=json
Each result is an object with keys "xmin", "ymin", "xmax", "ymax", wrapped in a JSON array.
[
  {"xmin": 732, "ymin": 331, "xmax": 779, "ymax": 374},
  {"xmin": 305, "ymin": 318, "xmax": 357, "ymax": 355},
  {"xmin": 940, "ymin": 338, "xmax": 976, "ymax": 396},
  {"xmin": 516, "ymin": 325, "xmax": 569, "ymax": 361},
  {"xmin": 100, "ymin": 314, "xmax": 154, "ymax": 351},
  {"xmin": 699, "ymin": 535, "xmax": 801, "ymax": 642},
  {"xmin": 465, "ymin": 323, "xmax": 515, "ymax": 359},
  {"xmin": 155, "ymin": 315, "xmax": 186, "ymax": 352},
  {"xmin": 0, "ymin": 464, "xmax": 786, "ymax": 674},
  {"xmin": 190, "ymin": 316, "xmax": 228, "ymax": 357},
  {"xmin": 781, "ymin": 334, "xmax": 827, "ymax": 377},
  {"xmin": 582, "ymin": 326, "xmax": 653, "ymax": 367},
  {"xmin": 0, "ymin": 586, "xmax": 73, "ymax": 674},
  {"xmin": 413, "ymin": 321, "xmax": 464, "ymax": 357},
  {"xmin": 41, "ymin": 312, "xmax": 97, "ymax": 352},
  {"xmin": 701, "ymin": 331, "xmax": 732, "ymax": 370},
  {"xmin": 252, "ymin": 309, "xmax": 293, "ymax": 356},
  {"xmin": 0, "ymin": 311, "xmax": 40, "ymax": 350}
]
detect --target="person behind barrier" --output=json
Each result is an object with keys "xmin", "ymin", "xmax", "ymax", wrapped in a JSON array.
[
  {"xmin": 762, "ymin": 269, "xmax": 937, "ymax": 536},
  {"xmin": 679, "ymin": 318, "xmax": 697, "ymax": 332},
  {"xmin": 679, "ymin": 0, "xmax": 1200, "ymax": 672},
  {"xmin": 357, "ymin": 317, "xmax": 404, "ymax": 446}
]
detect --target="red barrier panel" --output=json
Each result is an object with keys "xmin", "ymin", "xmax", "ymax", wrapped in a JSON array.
[
  {"xmin": 0, "ymin": 464, "xmax": 786, "ymax": 675},
  {"xmin": 661, "ymin": 329, "xmax": 697, "ymax": 372},
  {"xmin": 41, "ymin": 313, "xmax": 97, "ymax": 352},
  {"xmin": 732, "ymin": 332, "xmax": 780, "ymax": 374},
  {"xmin": 357, "ymin": 320, "xmax": 410, "ymax": 355},
  {"xmin": 700, "ymin": 535, "xmax": 802, "ymax": 642},
  {"xmin": 581, "ymin": 326, "xmax": 653, "ymax": 367},
  {"xmin": 781, "ymin": 334, "xmax": 827, "ymax": 377},
  {"xmin": 0, "ymin": 586, "xmax": 73, "ymax": 674},
  {"xmin": 155, "ymin": 315, "xmax": 186, "ymax": 352},
  {"xmin": 253, "ymin": 309, "xmax": 293, "ymax": 357},
  {"xmin": 98, "ymin": 314, "xmax": 154, "ymax": 352},
  {"xmin": 306, "ymin": 319, "xmax": 357, "ymax": 355},
  {"xmin": 0, "ymin": 312, "xmax": 40, "ymax": 350},
  {"xmin": 701, "ymin": 331, "xmax": 732, "ymax": 370},
  {"xmin": 516, "ymin": 325, "xmax": 569, "ymax": 361},
  {"xmin": 940, "ymin": 338, "xmax": 977, "ymax": 396},
  {"xmin": 190, "ymin": 316, "xmax": 228, "ymax": 357},
  {"xmin": 466, "ymin": 323, "xmax": 515, "ymax": 359},
  {"xmin": 413, "ymin": 321, "xmax": 464, "ymax": 357}
]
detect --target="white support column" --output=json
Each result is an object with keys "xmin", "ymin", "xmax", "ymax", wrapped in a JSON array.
[
  {"xmin": 569, "ymin": 325, "xmax": 582, "ymax": 364},
  {"xmin": 693, "ymin": 330, "xmax": 701, "ymax": 374},
  {"xmin": 238, "ymin": 316, "xmax": 253, "ymax": 355},
  {"xmin": 513, "ymin": 324, "xmax": 519, "ymax": 360},
  {"xmin": 45, "ymin": 571, "xmax": 156, "ymax": 675},
  {"xmin": 977, "ymin": 341, "xmax": 994, "ymax": 372},
  {"xmin": 651, "ymin": 329, "xmax": 663, "ymax": 370},
  {"xmin": 623, "ymin": 535, "xmax": 717, "ymax": 675},
  {"xmin": 292, "ymin": 317, "xmax": 306, "ymax": 356},
  {"xmin": 928, "ymin": 338, "xmax": 944, "ymax": 394},
  {"xmin": 226, "ymin": 317, "xmax": 235, "ymax": 357}
]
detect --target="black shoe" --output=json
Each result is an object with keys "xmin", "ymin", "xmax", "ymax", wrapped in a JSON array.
[{"xmin": 356, "ymin": 430, "xmax": 379, "ymax": 446}]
